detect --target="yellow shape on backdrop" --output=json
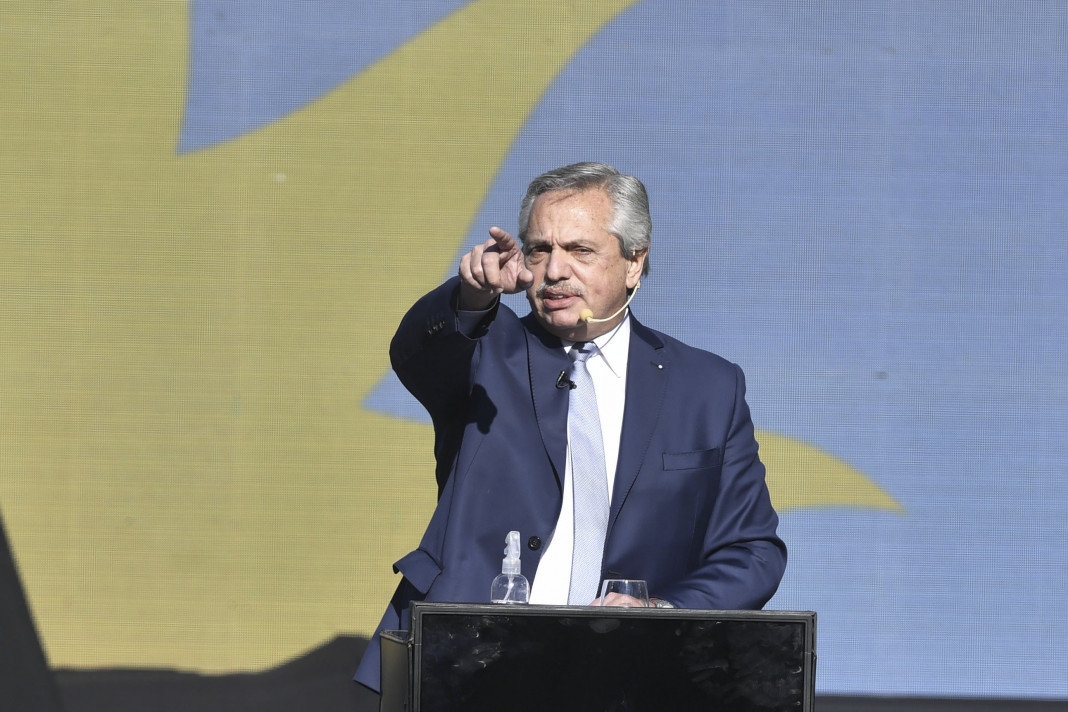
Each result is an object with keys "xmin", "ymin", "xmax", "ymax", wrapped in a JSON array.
[
  {"xmin": 761, "ymin": 430, "xmax": 904, "ymax": 513},
  {"xmin": 0, "ymin": 0, "xmax": 639, "ymax": 672}
]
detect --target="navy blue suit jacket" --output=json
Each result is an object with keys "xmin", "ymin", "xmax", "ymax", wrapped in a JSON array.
[{"xmin": 355, "ymin": 277, "xmax": 786, "ymax": 690}]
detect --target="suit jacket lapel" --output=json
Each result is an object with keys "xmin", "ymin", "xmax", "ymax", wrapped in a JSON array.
[
  {"xmin": 523, "ymin": 315, "xmax": 569, "ymax": 486},
  {"xmin": 609, "ymin": 316, "xmax": 667, "ymax": 528}
]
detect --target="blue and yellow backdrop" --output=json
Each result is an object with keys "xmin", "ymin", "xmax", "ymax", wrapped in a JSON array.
[{"xmin": 2, "ymin": 1, "xmax": 1066, "ymax": 700}]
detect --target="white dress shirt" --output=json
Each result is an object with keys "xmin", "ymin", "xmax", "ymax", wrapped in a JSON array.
[{"xmin": 529, "ymin": 315, "xmax": 631, "ymax": 604}]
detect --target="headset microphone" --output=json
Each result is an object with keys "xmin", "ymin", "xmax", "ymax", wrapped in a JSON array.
[{"xmin": 580, "ymin": 281, "xmax": 641, "ymax": 324}]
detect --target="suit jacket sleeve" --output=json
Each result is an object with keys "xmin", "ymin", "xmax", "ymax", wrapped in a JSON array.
[{"xmin": 389, "ymin": 277, "xmax": 497, "ymax": 495}]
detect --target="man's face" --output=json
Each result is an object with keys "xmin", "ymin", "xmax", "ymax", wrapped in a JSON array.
[{"xmin": 523, "ymin": 188, "xmax": 645, "ymax": 341}]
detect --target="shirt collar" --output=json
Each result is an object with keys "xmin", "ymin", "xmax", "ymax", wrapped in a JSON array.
[{"xmin": 565, "ymin": 312, "xmax": 631, "ymax": 379}]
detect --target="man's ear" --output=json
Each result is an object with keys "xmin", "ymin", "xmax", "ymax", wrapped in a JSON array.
[{"xmin": 626, "ymin": 249, "xmax": 647, "ymax": 289}]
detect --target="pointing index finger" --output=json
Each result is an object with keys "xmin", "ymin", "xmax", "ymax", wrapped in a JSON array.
[
  {"xmin": 488, "ymin": 225, "xmax": 520, "ymax": 255},
  {"xmin": 485, "ymin": 225, "xmax": 534, "ymax": 293}
]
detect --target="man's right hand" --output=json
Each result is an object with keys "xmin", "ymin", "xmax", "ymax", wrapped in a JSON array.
[{"xmin": 457, "ymin": 226, "xmax": 534, "ymax": 310}]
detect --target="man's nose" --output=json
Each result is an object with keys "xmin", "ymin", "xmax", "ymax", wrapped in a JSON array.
[{"xmin": 544, "ymin": 249, "xmax": 570, "ymax": 281}]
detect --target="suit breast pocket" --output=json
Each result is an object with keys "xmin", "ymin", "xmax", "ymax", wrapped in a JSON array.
[
  {"xmin": 648, "ymin": 449, "xmax": 723, "ymax": 546},
  {"xmin": 662, "ymin": 448, "xmax": 722, "ymax": 473}
]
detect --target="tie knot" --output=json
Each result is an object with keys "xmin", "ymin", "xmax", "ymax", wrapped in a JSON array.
[{"xmin": 569, "ymin": 342, "xmax": 594, "ymax": 364}]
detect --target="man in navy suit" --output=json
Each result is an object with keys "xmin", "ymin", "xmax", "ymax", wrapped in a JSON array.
[{"xmin": 355, "ymin": 162, "xmax": 786, "ymax": 691}]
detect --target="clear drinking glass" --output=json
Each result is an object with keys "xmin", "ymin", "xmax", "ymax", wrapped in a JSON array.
[{"xmin": 598, "ymin": 579, "xmax": 650, "ymax": 607}]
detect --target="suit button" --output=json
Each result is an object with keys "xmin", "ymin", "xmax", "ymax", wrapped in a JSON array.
[{"xmin": 527, "ymin": 536, "xmax": 542, "ymax": 551}]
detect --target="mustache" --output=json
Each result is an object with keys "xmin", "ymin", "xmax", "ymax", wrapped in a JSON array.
[{"xmin": 535, "ymin": 282, "xmax": 582, "ymax": 298}]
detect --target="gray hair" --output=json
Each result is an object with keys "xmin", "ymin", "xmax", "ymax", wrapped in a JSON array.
[{"xmin": 517, "ymin": 162, "xmax": 652, "ymax": 276}]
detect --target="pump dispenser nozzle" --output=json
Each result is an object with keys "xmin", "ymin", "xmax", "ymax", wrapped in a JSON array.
[{"xmin": 490, "ymin": 531, "xmax": 529, "ymax": 604}]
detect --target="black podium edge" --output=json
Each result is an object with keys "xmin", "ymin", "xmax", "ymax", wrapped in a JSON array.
[{"xmin": 400, "ymin": 603, "xmax": 817, "ymax": 712}]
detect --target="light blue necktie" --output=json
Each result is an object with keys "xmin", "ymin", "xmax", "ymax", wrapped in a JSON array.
[{"xmin": 567, "ymin": 342, "xmax": 610, "ymax": 604}]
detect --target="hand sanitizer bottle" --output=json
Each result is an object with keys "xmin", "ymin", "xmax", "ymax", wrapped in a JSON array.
[{"xmin": 490, "ymin": 531, "xmax": 529, "ymax": 604}]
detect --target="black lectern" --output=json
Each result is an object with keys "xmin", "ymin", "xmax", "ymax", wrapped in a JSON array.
[{"xmin": 380, "ymin": 603, "xmax": 816, "ymax": 712}]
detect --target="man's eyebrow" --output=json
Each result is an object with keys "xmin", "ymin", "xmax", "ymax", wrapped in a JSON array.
[
  {"xmin": 523, "ymin": 235, "xmax": 598, "ymax": 251},
  {"xmin": 560, "ymin": 236, "xmax": 597, "ymax": 249},
  {"xmin": 521, "ymin": 236, "xmax": 545, "ymax": 253}
]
